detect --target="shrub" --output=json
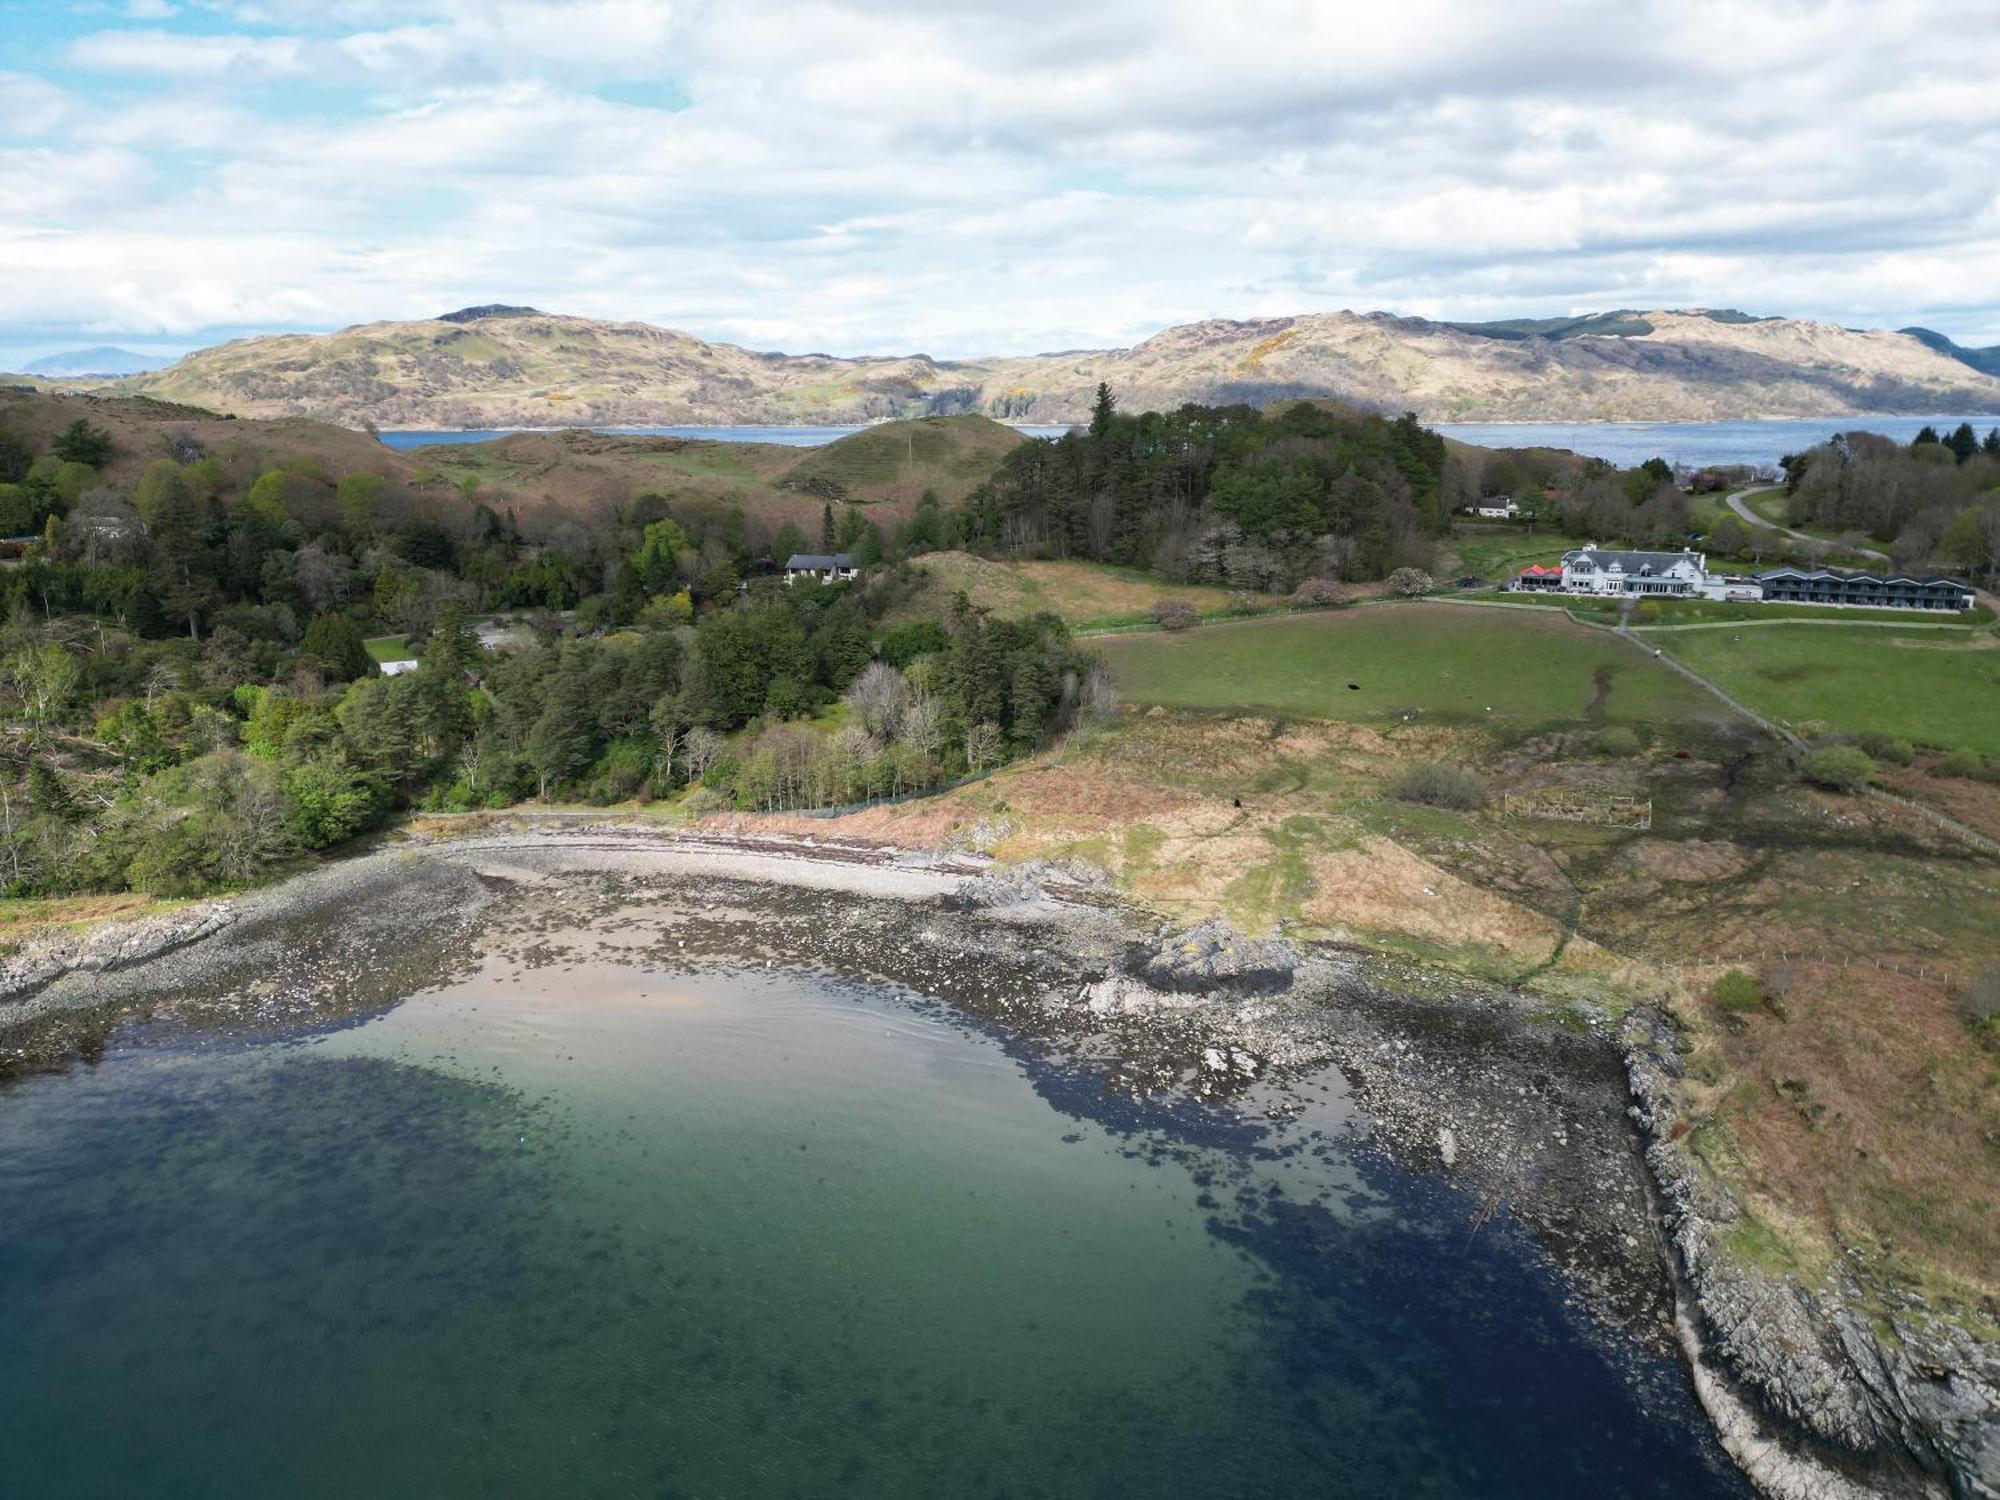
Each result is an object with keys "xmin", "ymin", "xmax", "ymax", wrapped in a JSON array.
[
  {"xmin": 1385, "ymin": 567, "xmax": 1435, "ymax": 597},
  {"xmin": 1929, "ymin": 750, "xmax": 1983, "ymax": 780},
  {"xmin": 1712, "ymin": 969, "xmax": 1764, "ymax": 1014},
  {"xmin": 1149, "ymin": 600, "xmax": 1199, "ymax": 631},
  {"xmin": 1856, "ymin": 732, "xmax": 1913, "ymax": 766},
  {"xmin": 282, "ymin": 758, "xmax": 389, "ymax": 850},
  {"xmin": 1590, "ymin": 726, "xmax": 1642, "ymax": 757},
  {"xmin": 1800, "ymin": 745, "xmax": 1875, "ymax": 792},
  {"xmin": 1290, "ymin": 577, "xmax": 1347, "ymax": 609},
  {"xmin": 1392, "ymin": 762, "xmax": 1487, "ymax": 810}
]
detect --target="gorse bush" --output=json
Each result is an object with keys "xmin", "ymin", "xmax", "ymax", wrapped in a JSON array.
[
  {"xmin": 1801, "ymin": 745, "xmax": 1875, "ymax": 792},
  {"xmin": 1855, "ymin": 732, "xmax": 1913, "ymax": 766},
  {"xmin": 1929, "ymin": 750, "xmax": 1984, "ymax": 779},
  {"xmin": 1392, "ymin": 762, "xmax": 1487, "ymax": 810},
  {"xmin": 1712, "ymin": 969, "xmax": 1765, "ymax": 1014}
]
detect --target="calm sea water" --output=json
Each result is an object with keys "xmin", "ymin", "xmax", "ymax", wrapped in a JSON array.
[
  {"xmin": 377, "ymin": 424, "xmax": 1073, "ymax": 450},
  {"xmin": 0, "ymin": 949, "xmax": 1747, "ymax": 1498},
  {"xmin": 1430, "ymin": 415, "xmax": 2000, "ymax": 470},
  {"xmin": 380, "ymin": 416, "xmax": 2000, "ymax": 469}
]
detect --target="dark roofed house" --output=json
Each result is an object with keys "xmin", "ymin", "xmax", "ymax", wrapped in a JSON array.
[
  {"xmin": 784, "ymin": 552, "xmax": 858, "ymax": 585},
  {"xmin": 1754, "ymin": 566, "xmax": 1975, "ymax": 612}
]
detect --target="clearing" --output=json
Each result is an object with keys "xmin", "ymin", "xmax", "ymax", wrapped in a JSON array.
[{"xmin": 895, "ymin": 552, "xmax": 1249, "ymax": 630}]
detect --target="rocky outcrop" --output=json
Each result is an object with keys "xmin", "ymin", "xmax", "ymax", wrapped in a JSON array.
[
  {"xmin": 1622, "ymin": 1010, "xmax": 1999, "ymax": 1500},
  {"xmin": 1136, "ymin": 918, "xmax": 1299, "ymax": 995},
  {"xmin": 0, "ymin": 902, "xmax": 236, "ymax": 1004}
]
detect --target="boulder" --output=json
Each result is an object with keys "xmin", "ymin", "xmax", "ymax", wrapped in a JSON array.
[{"xmin": 1137, "ymin": 919, "xmax": 1298, "ymax": 995}]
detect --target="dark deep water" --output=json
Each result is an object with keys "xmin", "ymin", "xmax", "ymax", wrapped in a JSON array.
[{"xmin": 0, "ymin": 950, "xmax": 1749, "ymax": 1498}]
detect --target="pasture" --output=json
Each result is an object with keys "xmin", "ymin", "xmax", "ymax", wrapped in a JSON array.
[
  {"xmin": 1636, "ymin": 623, "xmax": 2000, "ymax": 756},
  {"xmin": 1096, "ymin": 603, "xmax": 1721, "ymax": 728}
]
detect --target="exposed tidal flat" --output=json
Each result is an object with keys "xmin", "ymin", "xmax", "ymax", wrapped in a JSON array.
[{"xmin": 0, "ymin": 830, "xmax": 1754, "ymax": 1498}]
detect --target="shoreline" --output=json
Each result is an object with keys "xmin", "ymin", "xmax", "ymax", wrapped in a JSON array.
[{"xmin": 0, "ymin": 820, "xmax": 1983, "ymax": 1498}]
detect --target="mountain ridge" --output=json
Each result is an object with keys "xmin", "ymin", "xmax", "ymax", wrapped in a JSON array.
[
  {"xmin": 22, "ymin": 345, "xmax": 174, "ymax": 377},
  {"xmin": 105, "ymin": 305, "xmax": 2000, "ymax": 429}
]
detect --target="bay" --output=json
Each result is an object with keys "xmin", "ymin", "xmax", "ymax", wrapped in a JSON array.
[{"xmin": 0, "ymin": 914, "xmax": 1747, "ymax": 1498}]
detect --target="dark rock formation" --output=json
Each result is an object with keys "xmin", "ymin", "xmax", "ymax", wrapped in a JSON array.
[{"xmin": 1623, "ymin": 1009, "xmax": 1998, "ymax": 1500}]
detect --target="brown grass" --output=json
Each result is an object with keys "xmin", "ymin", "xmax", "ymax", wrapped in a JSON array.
[{"xmin": 1679, "ymin": 961, "xmax": 1999, "ymax": 1301}]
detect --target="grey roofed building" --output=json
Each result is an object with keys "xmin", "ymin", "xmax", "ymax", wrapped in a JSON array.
[
  {"xmin": 1753, "ymin": 565, "xmax": 1975, "ymax": 611},
  {"xmin": 783, "ymin": 552, "xmax": 859, "ymax": 583},
  {"xmin": 1563, "ymin": 546, "xmax": 1701, "ymax": 574}
]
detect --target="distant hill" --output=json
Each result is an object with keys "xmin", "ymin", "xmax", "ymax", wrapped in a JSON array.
[
  {"xmin": 22, "ymin": 346, "xmax": 174, "ymax": 377},
  {"xmin": 1900, "ymin": 326, "xmax": 2000, "ymax": 378},
  {"xmin": 0, "ymin": 393, "xmax": 1021, "ymax": 537},
  {"xmin": 108, "ymin": 304, "xmax": 2000, "ymax": 427}
]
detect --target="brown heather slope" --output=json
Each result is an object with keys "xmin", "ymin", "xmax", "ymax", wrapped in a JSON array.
[
  {"xmin": 0, "ymin": 390, "xmax": 1018, "ymax": 532},
  {"xmin": 104, "ymin": 304, "xmax": 2000, "ymax": 428}
]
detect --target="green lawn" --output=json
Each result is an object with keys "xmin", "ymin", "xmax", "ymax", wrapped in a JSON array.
[
  {"xmin": 364, "ymin": 634, "xmax": 413, "ymax": 663},
  {"xmin": 1444, "ymin": 526, "xmax": 1589, "ymax": 581},
  {"xmin": 1096, "ymin": 604, "xmax": 1723, "ymax": 728},
  {"xmin": 1635, "ymin": 623, "xmax": 2000, "ymax": 755}
]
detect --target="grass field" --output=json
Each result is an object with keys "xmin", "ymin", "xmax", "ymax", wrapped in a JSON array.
[
  {"xmin": 1636, "ymin": 623, "xmax": 2000, "ymax": 755},
  {"xmin": 898, "ymin": 552, "xmax": 1249, "ymax": 629},
  {"xmin": 363, "ymin": 634, "xmax": 413, "ymax": 663},
  {"xmin": 1097, "ymin": 604, "xmax": 1722, "ymax": 728},
  {"xmin": 1442, "ymin": 525, "xmax": 1588, "ymax": 581}
]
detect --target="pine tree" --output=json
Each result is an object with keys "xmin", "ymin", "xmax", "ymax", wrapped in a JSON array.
[
  {"xmin": 1947, "ymin": 422, "xmax": 1979, "ymax": 464},
  {"xmin": 1089, "ymin": 382, "xmax": 1116, "ymax": 440},
  {"xmin": 821, "ymin": 502, "xmax": 836, "ymax": 552},
  {"xmin": 1985, "ymin": 428, "xmax": 2000, "ymax": 459},
  {"xmin": 28, "ymin": 761, "xmax": 79, "ymax": 823}
]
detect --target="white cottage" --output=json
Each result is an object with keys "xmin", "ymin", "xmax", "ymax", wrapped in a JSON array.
[
  {"xmin": 1559, "ymin": 545, "xmax": 1710, "ymax": 597},
  {"xmin": 783, "ymin": 553, "xmax": 859, "ymax": 585}
]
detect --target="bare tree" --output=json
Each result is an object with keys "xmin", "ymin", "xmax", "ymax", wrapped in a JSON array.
[
  {"xmin": 682, "ymin": 726, "xmax": 725, "ymax": 783},
  {"xmin": 844, "ymin": 660, "xmax": 907, "ymax": 740},
  {"xmin": 898, "ymin": 685, "xmax": 943, "ymax": 764},
  {"xmin": 963, "ymin": 720, "xmax": 1002, "ymax": 771}
]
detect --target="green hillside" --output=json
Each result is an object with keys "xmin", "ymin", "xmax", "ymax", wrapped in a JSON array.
[{"xmin": 779, "ymin": 415, "xmax": 1027, "ymax": 504}]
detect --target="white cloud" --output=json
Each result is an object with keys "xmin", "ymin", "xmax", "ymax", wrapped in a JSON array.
[
  {"xmin": 12, "ymin": 0, "xmax": 2000, "ymax": 353},
  {"xmin": 68, "ymin": 29, "xmax": 306, "ymax": 77}
]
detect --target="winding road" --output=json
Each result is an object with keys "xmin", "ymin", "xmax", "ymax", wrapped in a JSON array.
[{"xmin": 1722, "ymin": 484, "xmax": 1889, "ymax": 562}]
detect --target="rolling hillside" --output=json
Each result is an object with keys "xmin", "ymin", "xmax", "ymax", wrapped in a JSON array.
[
  {"xmin": 108, "ymin": 304, "xmax": 2000, "ymax": 430},
  {"xmin": 0, "ymin": 390, "xmax": 1018, "ymax": 531}
]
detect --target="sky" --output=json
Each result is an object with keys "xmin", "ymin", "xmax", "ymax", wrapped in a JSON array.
[{"xmin": 2, "ymin": 0, "xmax": 1998, "ymax": 369}]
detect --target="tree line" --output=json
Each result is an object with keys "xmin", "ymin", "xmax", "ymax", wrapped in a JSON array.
[{"xmin": 0, "ymin": 409, "xmax": 1108, "ymax": 898}]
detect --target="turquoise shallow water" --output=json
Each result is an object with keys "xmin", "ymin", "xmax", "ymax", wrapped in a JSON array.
[{"xmin": 0, "ymin": 947, "xmax": 1748, "ymax": 1498}]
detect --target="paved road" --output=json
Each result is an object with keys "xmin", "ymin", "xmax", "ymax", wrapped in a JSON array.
[{"xmin": 1723, "ymin": 484, "xmax": 1889, "ymax": 562}]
